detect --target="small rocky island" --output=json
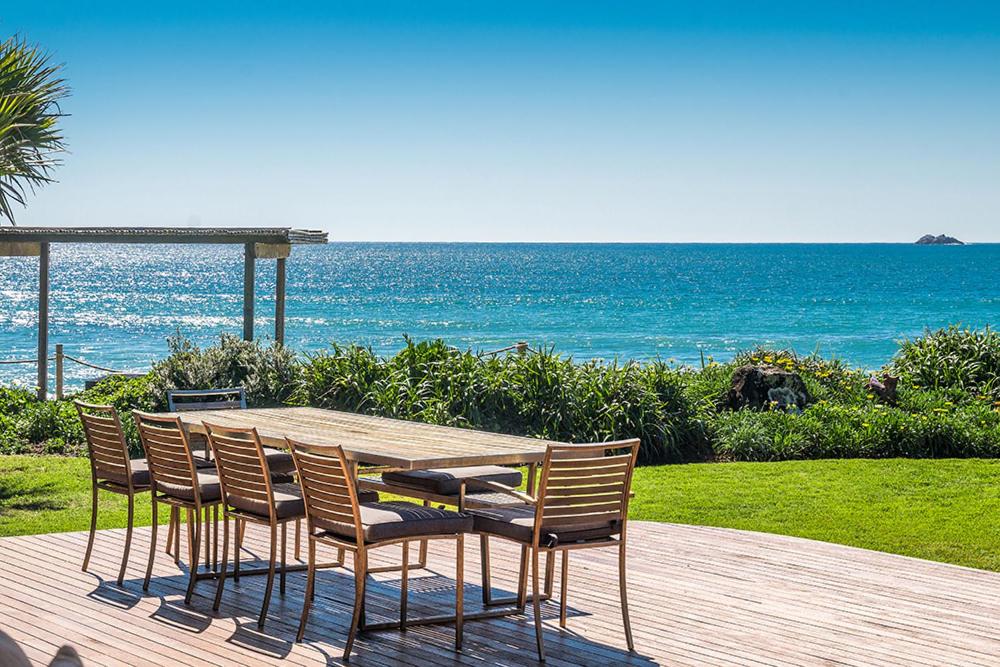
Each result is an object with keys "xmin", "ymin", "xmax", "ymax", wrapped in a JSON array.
[{"xmin": 915, "ymin": 234, "xmax": 964, "ymax": 245}]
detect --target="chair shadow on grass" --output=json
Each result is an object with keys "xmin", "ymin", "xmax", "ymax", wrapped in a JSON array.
[{"xmin": 0, "ymin": 479, "xmax": 64, "ymax": 514}]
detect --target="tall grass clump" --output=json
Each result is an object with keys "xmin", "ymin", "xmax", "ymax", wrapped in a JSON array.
[{"xmin": 891, "ymin": 326, "xmax": 1000, "ymax": 400}]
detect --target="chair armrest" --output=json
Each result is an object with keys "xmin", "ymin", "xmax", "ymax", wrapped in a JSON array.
[{"xmin": 462, "ymin": 478, "xmax": 537, "ymax": 506}]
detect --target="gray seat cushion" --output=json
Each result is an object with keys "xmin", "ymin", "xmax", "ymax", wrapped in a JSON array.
[
  {"xmin": 357, "ymin": 489, "xmax": 380, "ymax": 504},
  {"xmin": 156, "ymin": 472, "xmax": 222, "ymax": 502},
  {"xmin": 191, "ymin": 452, "xmax": 217, "ymax": 469},
  {"xmin": 471, "ymin": 505, "xmax": 621, "ymax": 548},
  {"xmin": 228, "ymin": 482, "xmax": 305, "ymax": 519},
  {"xmin": 320, "ymin": 501, "xmax": 471, "ymax": 543},
  {"xmin": 99, "ymin": 458, "xmax": 151, "ymax": 488},
  {"xmin": 382, "ymin": 465, "xmax": 523, "ymax": 496},
  {"xmin": 263, "ymin": 448, "xmax": 296, "ymax": 475}
]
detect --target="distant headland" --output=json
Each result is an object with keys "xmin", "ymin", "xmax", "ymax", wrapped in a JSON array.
[{"xmin": 915, "ymin": 234, "xmax": 964, "ymax": 245}]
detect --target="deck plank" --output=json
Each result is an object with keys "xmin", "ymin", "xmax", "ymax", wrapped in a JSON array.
[{"xmin": 1, "ymin": 522, "xmax": 998, "ymax": 666}]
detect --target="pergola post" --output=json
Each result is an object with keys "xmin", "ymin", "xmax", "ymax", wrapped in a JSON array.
[
  {"xmin": 243, "ymin": 242, "xmax": 255, "ymax": 341},
  {"xmin": 275, "ymin": 257, "xmax": 286, "ymax": 344},
  {"xmin": 37, "ymin": 242, "xmax": 50, "ymax": 400}
]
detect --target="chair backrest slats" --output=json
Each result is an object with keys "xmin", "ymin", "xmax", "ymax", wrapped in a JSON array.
[
  {"xmin": 167, "ymin": 388, "xmax": 247, "ymax": 412},
  {"xmin": 204, "ymin": 423, "xmax": 273, "ymax": 508},
  {"xmin": 287, "ymin": 439, "xmax": 363, "ymax": 543},
  {"xmin": 75, "ymin": 402, "xmax": 132, "ymax": 486},
  {"xmin": 132, "ymin": 411, "xmax": 200, "ymax": 499},
  {"xmin": 535, "ymin": 440, "xmax": 640, "ymax": 545}
]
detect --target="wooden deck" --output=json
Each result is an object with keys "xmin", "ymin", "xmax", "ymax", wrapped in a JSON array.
[{"xmin": 1, "ymin": 521, "xmax": 998, "ymax": 666}]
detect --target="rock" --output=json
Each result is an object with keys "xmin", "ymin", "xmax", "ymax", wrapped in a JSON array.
[
  {"xmin": 915, "ymin": 234, "xmax": 964, "ymax": 245},
  {"xmin": 727, "ymin": 365, "xmax": 810, "ymax": 412},
  {"xmin": 866, "ymin": 373, "xmax": 899, "ymax": 405}
]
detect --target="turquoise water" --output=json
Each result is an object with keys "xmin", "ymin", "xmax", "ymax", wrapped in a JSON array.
[{"xmin": 1, "ymin": 243, "xmax": 997, "ymax": 388}]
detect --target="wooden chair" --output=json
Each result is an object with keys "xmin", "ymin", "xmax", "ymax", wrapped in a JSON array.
[
  {"xmin": 288, "ymin": 439, "xmax": 472, "ymax": 661},
  {"xmin": 166, "ymin": 388, "xmax": 248, "ymax": 412},
  {"xmin": 133, "ymin": 410, "xmax": 223, "ymax": 604},
  {"xmin": 75, "ymin": 401, "xmax": 151, "ymax": 586},
  {"xmin": 165, "ymin": 387, "xmax": 298, "ymax": 557},
  {"xmin": 375, "ymin": 465, "xmax": 524, "ymax": 576},
  {"xmin": 203, "ymin": 422, "xmax": 306, "ymax": 629},
  {"xmin": 468, "ymin": 439, "xmax": 640, "ymax": 662}
]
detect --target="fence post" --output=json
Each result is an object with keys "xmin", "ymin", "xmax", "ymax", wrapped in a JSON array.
[{"xmin": 55, "ymin": 344, "xmax": 64, "ymax": 400}]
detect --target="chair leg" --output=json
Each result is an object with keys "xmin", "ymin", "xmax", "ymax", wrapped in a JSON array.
[
  {"xmin": 516, "ymin": 544, "xmax": 529, "ymax": 611},
  {"xmin": 82, "ymin": 482, "xmax": 98, "ymax": 572},
  {"xmin": 184, "ymin": 509, "xmax": 202, "ymax": 605},
  {"xmin": 480, "ymin": 535, "xmax": 492, "ymax": 604},
  {"xmin": 213, "ymin": 505, "xmax": 219, "ymax": 570},
  {"xmin": 417, "ymin": 501, "xmax": 429, "ymax": 567},
  {"xmin": 186, "ymin": 509, "xmax": 195, "ymax": 566},
  {"xmin": 399, "ymin": 541, "xmax": 409, "ymax": 629},
  {"xmin": 143, "ymin": 498, "xmax": 159, "ymax": 592},
  {"xmin": 258, "ymin": 522, "xmax": 278, "ymax": 629},
  {"xmin": 234, "ymin": 518, "xmax": 242, "ymax": 582},
  {"xmin": 344, "ymin": 549, "xmax": 367, "ymax": 661},
  {"xmin": 294, "ymin": 519, "xmax": 301, "ymax": 560},
  {"xmin": 559, "ymin": 550, "xmax": 569, "ymax": 628},
  {"xmin": 296, "ymin": 537, "xmax": 316, "ymax": 642},
  {"xmin": 117, "ymin": 493, "xmax": 135, "ymax": 586},
  {"xmin": 165, "ymin": 506, "xmax": 175, "ymax": 556},
  {"xmin": 531, "ymin": 548, "xmax": 545, "ymax": 662},
  {"xmin": 280, "ymin": 522, "xmax": 287, "ymax": 595},
  {"xmin": 455, "ymin": 533, "xmax": 464, "ymax": 651},
  {"xmin": 203, "ymin": 506, "xmax": 211, "ymax": 568},
  {"xmin": 544, "ymin": 549, "xmax": 555, "ymax": 598},
  {"xmin": 619, "ymin": 540, "xmax": 634, "ymax": 652},
  {"xmin": 213, "ymin": 511, "xmax": 230, "ymax": 612},
  {"xmin": 172, "ymin": 508, "xmax": 182, "ymax": 564}
]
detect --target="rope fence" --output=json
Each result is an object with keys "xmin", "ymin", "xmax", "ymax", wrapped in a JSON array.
[{"xmin": 0, "ymin": 345, "xmax": 131, "ymax": 399}]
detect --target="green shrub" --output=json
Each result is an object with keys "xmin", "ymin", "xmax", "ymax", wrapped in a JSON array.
[
  {"xmin": 712, "ymin": 399, "xmax": 1000, "ymax": 461},
  {"xmin": 891, "ymin": 326, "xmax": 1000, "ymax": 400},
  {"xmin": 148, "ymin": 333, "xmax": 300, "ymax": 408},
  {"xmin": 4, "ymin": 330, "xmax": 1000, "ymax": 464},
  {"xmin": 294, "ymin": 338, "xmax": 706, "ymax": 463}
]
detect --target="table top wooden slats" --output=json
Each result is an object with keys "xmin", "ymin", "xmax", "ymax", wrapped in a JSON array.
[{"xmin": 173, "ymin": 407, "xmax": 554, "ymax": 470}]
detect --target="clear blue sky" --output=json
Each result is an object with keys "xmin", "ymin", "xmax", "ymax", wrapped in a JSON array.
[{"xmin": 5, "ymin": 2, "xmax": 1000, "ymax": 242}]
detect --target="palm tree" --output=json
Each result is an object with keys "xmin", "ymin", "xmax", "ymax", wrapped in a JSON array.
[{"xmin": 0, "ymin": 35, "xmax": 68, "ymax": 225}]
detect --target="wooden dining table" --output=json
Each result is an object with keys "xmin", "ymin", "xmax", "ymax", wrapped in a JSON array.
[{"xmin": 173, "ymin": 405, "xmax": 554, "ymax": 471}]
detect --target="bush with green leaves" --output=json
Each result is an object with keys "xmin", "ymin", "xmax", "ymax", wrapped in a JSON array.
[
  {"xmin": 295, "ymin": 338, "xmax": 706, "ymax": 463},
  {"xmin": 4, "ymin": 326, "xmax": 1000, "ymax": 463},
  {"xmin": 891, "ymin": 326, "xmax": 1000, "ymax": 400},
  {"xmin": 147, "ymin": 334, "xmax": 300, "ymax": 409},
  {"xmin": 0, "ymin": 375, "xmax": 155, "ymax": 455}
]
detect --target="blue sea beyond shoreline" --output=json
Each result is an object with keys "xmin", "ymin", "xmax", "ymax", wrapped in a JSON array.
[{"xmin": 1, "ymin": 243, "xmax": 997, "ymax": 388}]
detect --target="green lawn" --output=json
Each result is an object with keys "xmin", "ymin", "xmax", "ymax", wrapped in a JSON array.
[{"xmin": 2, "ymin": 455, "xmax": 999, "ymax": 571}]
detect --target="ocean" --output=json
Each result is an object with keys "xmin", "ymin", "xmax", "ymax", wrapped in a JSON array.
[{"xmin": 1, "ymin": 243, "xmax": 997, "ymax": 388}]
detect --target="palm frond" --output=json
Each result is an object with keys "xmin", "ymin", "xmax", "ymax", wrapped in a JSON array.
[{"xmin": 0, "ymin": 34, "xmax": 69, "ymax": 225}]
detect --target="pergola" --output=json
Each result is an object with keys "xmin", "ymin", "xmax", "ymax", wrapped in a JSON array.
[{"xmin": 0, "ymin": 226, "xmax": 328, "ymax": 399}]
